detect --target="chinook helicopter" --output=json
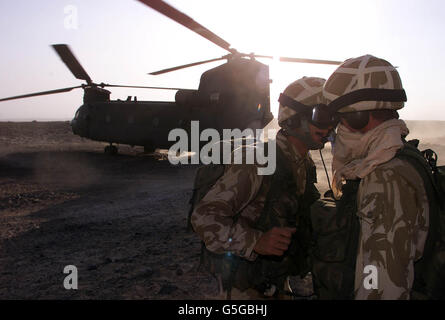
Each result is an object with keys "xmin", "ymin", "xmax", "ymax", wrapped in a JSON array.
[{"xmin": 0, "ymin": 0, "xmax": 342, "ymax": 155}]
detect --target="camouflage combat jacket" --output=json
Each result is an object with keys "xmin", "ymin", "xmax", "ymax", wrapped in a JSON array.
[
  {"xmin": 354, "ymin": 156, "xmax": 429, "ymax": 299},
  {"xmin": 191, "ymin": 131, "xmax": 318, "ymax": 263},
  {"xmin": 311, "ymin": 142, "xmax": 434, "ymax": 300}
]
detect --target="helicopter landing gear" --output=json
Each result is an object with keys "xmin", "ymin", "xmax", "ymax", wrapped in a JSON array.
[{"xmin": 105, "ymin": 144, "xmax": 118, "ymax": 155}]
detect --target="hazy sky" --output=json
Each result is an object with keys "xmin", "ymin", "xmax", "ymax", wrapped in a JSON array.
[{"xmin": 0, "ymin": 0, "xmax": 444, "ymax": 120}]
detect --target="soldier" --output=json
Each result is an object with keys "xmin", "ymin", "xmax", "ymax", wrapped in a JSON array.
[
  {"xmin": 315, "ymin": 54, "xmax": 430, "ymax": 299},
  {"xmin": 191, "ymin": 77, "xmax": 336, "ymax": 299}
]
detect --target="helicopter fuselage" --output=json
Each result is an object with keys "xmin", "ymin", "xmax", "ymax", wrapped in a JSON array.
[
  {"xmin": 0, "ymin": 1, "xmax": 341, "ymax": 155},
  {"xmin": 70, "ymin": 99, "xmax": 216, "ymax": 150},
  {"xmin": 70, "ymin": 57, "xmax": 273, "ymax": 152}
]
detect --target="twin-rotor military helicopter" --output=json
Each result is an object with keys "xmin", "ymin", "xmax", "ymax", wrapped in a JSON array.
[{"xmin": 0, "ymin": 0, "xmax": 341, "ymax": 155}]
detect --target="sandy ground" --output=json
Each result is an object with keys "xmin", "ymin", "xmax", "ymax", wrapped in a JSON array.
[
  {"xmin": 0, "ymin": 121, "xmax": 218, "ymax": 299},
  {"xmin": 0, "ymin": 120, "xmax": 444, "ymax": 299}
]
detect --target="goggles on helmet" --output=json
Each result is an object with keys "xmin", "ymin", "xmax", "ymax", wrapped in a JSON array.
[
  {"xmin": 279, "ymin": 88, "xmax": 407, "ymax": 130},
  {"xmin": 338, "ymin": 111, "xmax": 370, "ymax": 130},
  {"xmin": 279, "ymin": 93, "xmax": 338, "ymax": 129},
  {"xmin": 328, "ymin": 88, "xmax": 407, "ymax": 112},
  {"xmin": 329, "ymin": 88, "xmax": 407, "ymax": 130}
]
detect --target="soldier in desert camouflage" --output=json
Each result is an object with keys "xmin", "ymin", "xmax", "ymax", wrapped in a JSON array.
[
  {"xmin": 314, "ymin": 54, "xmax": 429, "ymax": 300},
  {"xmin": 191, "ymin": 77, "xmax": 336, "ymax": 299}
]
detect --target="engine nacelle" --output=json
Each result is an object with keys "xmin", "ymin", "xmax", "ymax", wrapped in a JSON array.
[
  {"xmin": 83, "ymin": 87, "xmax": 111, "ymax": 103},
  {"xmin": 175, "ymin": 89, "xmax": 201, "ymax": 107}
]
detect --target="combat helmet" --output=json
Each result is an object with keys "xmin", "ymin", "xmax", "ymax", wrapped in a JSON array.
[
  {"xmin": 278, "ymin": 76, "xmax": 325, "ymax": 127},
  {"xmin": 323, "ymin": 55, "xmax": 406, "ymax": 130},
  {"xmin": 278, "ymin": 76, "xmax": 338, "ymax": 149},
  {"xmin": 323, "ymin": 54, "xmax": 407, "ymax": 113}
]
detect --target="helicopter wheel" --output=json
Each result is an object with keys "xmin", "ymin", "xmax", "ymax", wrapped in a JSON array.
[{"xmin": 105, "ymin": 144, "xmax": 118, "ymax": 155}]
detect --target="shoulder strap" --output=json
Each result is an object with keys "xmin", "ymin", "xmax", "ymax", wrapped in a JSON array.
[
  {"xmin": 395, "ymin": 141, "xmax": 444, "ymax": 264},
  {"xmin": 396, "ymin": 141, "xmax": 444, "ymax": 209},
  {"xmin": 255, "ymin": 147, "xmax": 295, "ymax": 231}
]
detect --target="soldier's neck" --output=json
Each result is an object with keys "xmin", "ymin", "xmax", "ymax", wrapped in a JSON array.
[{"xmin": 286, "ymin": 135, "xmax": 308, "ymax": 158}]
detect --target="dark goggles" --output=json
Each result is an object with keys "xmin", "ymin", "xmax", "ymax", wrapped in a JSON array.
[
  {"xmin": 312, "ymin": 104, "xmax": 340, "ymax": 129},
  {"xmin": 338, "ymin": 109, "xmax": 400, "ymax": 130},
  {"xmin": 338, "ymin": 111, "xmax": 371, "ymax": 130},
  {"xmin": 279, "ymin": 93, "xmax": 338, "ymax": 129},
  {"xmin": 330, "ymin": 89, "xmax": 407, "ymax": 130},
  {"xmin": 279, "ymin": 88, "xmax": 407, "ymax": 130}
]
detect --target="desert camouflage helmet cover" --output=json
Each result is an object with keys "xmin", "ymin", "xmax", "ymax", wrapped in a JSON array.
[
  {"xmin": 323, "ymin": 54, "xmax": 404, "ymax": 113},
  {"xmin": 278, "ymin": 76, "xmax": 325, "ymax": 125}
]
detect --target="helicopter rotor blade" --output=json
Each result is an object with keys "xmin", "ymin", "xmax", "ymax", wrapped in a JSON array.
[
  {"xmin": 137, "ymin": 0, "xmax": 236, "ymax": 54},
  {"xmin": 0, "ymin": 85, "xmax": 83, "ymax": 102},
  {"xmin": 102, "ymin": 83, "xmax": 186, "ymax": 90},
  {"xmin": 149, "ymin": 54, "xmax": 273, "ymax": 75},
  {"xmin": 52, "ymin": 44, "xmax": 93, "ymax": 84},
  {"xmin": 251, "ymin": 54, "xmax": 273, "ymax": 59},
  {"xmin": 149, "ymin": 56, "xmax": 227, "ymax": 75},
  {"xmin": 279, "ymin": 57, "xmax": 342, "ymax": 65}
]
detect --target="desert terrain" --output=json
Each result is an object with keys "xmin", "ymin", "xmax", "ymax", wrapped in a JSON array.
[{"xmin": 0, "ymin": 120, "xmax": 444, "ymax": 299}]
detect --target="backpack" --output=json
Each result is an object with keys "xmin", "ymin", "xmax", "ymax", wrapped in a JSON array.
[
  {"xmin": 188, "ymin": 143, "xmax": 319, "ymax": 298},
  {"xmin": 186, "ymin": 137, "xmax": 260, "ymax": 231},
  {"xmin": 401, "ymin": 140, "xmax": 445, "ymax": 299},
  {"xmin": 186, "ymin": 163, "xmax": 226, "ymax": 231}
]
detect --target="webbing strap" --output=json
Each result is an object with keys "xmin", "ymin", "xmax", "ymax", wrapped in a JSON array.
[{"xmin": 329, "ymin": 88, "xmax": 407, "ymax": 112}]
